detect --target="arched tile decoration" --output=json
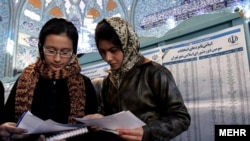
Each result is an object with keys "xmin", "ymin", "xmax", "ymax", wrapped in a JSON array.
[
  {"xmin": 87, "ymin": 8, "xmax": 100, "ymax": 18},
  {"xmin": 14, "ymin": 0, "xmax": 127, "ymax": 72},
  {"xmin": 28, "ymin": 0, "xmax": 42, "ymax": 9},
  {"xmin": 106, "ymin": 0, "xmax": 117, "ymax": 11},
  {"xmin": 49, "ymin": 6, "xmax": 64, "ymax": 17},
  {"xmin": 3, "ymin": 0, "xmax": 247, "ymax": 77}
]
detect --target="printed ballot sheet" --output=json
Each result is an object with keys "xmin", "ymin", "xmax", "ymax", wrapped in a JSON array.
[
  {"xmin": 75, "ymin": 110, "xmax": 146, "ymax": 130},
  {"xmin": 17, "ymin": 111, "xmax": 84, "ymax": 134}
]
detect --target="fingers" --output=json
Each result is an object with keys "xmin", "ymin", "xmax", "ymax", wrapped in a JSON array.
[
  {"xmin": 117, "ymin": 128, "xmax": 143, "ymax": 141},
  {"xmin": 118, "ymin": 128, "xmax": 143, "ymax": 136},
  {"xmin": 0, "ymin": 123, "xmax": 17, "ymax": 141},
  {"xmin": 38, "ymin": 135, "xmax": 46, "ymax": 141},
  {"xmin": 84, "ymin": 113, "xmax": 103, "ymax": 119},
  {"xmin": 9, "ymin": 133, "xmax": 29, "ymax": 140},
  {"xmin": 1, "ymin": 132, "xmax": 28, "ymax": 141},
  {"xmin": 119, "ymin": 134, "xmax": 142, "ymax": 141},
  {"xmin": 0, "ymin": 122, "xmax": 28, "ymax": 141},
  {"xmin": 89, "ymin": 126, "xmax": 102, "ymax": 131}
]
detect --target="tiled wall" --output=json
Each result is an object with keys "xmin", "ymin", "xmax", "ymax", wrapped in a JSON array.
[
  {"xmin": 0, "ymin": 0, "xmax": 10, "ymax": 78},
  {"xmin": 0, "ymin": 0, "xmax": 248, "ymax": 80}
]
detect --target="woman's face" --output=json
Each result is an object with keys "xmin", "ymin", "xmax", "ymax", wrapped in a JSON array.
[
  {"xmin": 43, "ymin": 34, "xmax": 73, "ymax": 71},
  {"xmin": 98, "ymin": 40, "xmax": 124, "ymax": 70}
]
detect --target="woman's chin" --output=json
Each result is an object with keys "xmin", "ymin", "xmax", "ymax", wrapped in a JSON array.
[
  {"xmin": 50, "ymin": 66, "xmax": 63, "ymax": 71},
  {"xmin": 111, "ymin": 67, "xmax": 119, "ymax": 71}
]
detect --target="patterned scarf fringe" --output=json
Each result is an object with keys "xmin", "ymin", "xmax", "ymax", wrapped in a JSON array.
[{"xmin": 15, "ymin": 57, "xmax": 86, "ymax": 124}]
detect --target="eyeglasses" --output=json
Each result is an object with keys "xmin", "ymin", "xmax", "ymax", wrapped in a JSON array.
[{"xmin": 43, "ymin": 47, "xmax": 73, "ymax": 58}]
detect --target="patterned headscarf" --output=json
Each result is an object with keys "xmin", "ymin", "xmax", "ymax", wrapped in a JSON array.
[
  {"xmin": 105, "ymin": 17, "xmax": 142, "ymax": 87},
  {"xmin": 15, "ymin": 56, "xmax": 86, "ymax": 124}
]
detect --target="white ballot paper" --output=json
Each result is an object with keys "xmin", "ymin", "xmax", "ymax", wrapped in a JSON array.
[
  {"xmin": 17, "ymin": 111, "xmax": 83, "ymax": 134},
  {"xmin": 75, "ymin": 110, "xmax": 146, "ymax": 130}
]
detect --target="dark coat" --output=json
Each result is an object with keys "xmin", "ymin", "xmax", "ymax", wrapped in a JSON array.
[
  {"xmin": 0, "ymin": 75, "xmax": 101, "ymax": 141},
  {"xmin": 1, "ymin": 75, "xmax": 98, "ymax": 123},
  {"xmin": 0, "ymin": 81, "xmax": 4, "ymax": 114},
  {"xmin": 100, "ymin": 57, "xmax": 191, "ymax": 141}
]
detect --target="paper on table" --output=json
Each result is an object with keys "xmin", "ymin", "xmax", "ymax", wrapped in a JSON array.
[
  {"xmin": 75, "ymin": 110, "xmax": 146, "ymax": 130},
  {"xmin": 17, "ymin": 111, "xmax": 84, "ymax": 134}
]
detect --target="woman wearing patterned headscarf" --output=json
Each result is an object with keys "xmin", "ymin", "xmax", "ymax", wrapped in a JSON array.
[
  {"xmin": 0, "ymin": 18, "xmax": 98, "ymax": 141},
  {"xmin": 92, "ymin": 17, "xmax": 191, "ymax": 141}
]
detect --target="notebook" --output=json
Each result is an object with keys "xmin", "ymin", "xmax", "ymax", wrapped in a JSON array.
[{"xmin": 46, "ymin": 127, "xmax": 88, "ymax": 141}]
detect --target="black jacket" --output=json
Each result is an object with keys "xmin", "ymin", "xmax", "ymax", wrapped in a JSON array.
[
  {"xmin": 0, "ymin": 75, "xmax": 99, "ymax": 141},
  {"xmin": 0, "ymin": 81, "xmax": 4, "ymax": 115},
  {"xmin": 100, "ymin": 57, "xmax": 191, "ymax": 141}
]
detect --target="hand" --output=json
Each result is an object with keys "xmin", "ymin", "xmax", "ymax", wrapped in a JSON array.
[
  {"xmin": 117, "ymin": 127, "xmax": 143, "ymax": 141},
  {"xmin": 38, "ymin": 135, "xmax": 46, "ymax": 141},
  {"xmin": 83, "ymin": 113, "xmax": 103, "ymax": 119},
  {"xmin": 83, "ymin": 113, "xmax": 104, "ymax": 131},
  {"xmin": 83, "ymin": 113, "xmax": 103, "ymax": 125},
  {"xmin": 0, "ymin": 122, "xmax": 28, "ymax": 141}
]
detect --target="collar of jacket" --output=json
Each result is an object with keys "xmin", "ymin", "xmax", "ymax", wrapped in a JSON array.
[{"xmin": 135, "ymin": 56, "xmax": 152, "ymax": 67}]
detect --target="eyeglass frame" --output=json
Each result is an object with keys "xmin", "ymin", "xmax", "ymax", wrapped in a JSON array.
[{"xmin": 43, "ymin": 47, "xmax": 73, "ymax": 58}]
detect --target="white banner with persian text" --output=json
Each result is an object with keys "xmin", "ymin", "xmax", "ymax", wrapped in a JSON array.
[{"xmin": 161, "ymin": 24, "xmax": 250, "ymax": 141}]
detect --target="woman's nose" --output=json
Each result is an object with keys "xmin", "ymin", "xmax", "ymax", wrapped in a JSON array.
[
  {"xmin": 105, "ymin": 52, "xmax": 113, "ymax": 62},
  {"xmin": 54, "ymin": 53, "xmax": 61, "ymax": 61}
]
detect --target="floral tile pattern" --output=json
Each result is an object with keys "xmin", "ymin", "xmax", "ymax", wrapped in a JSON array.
[
  {"xmin": 0, "ymin": 0, "xmax": 249, "ymax": 78},
  {"xmin": 0, "ymin": 0, "xmax": 9, "ymax": 78}
]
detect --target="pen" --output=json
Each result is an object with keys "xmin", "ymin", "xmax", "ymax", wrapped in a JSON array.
[{"xmin": 7, "ymin": 111, "xmax": 27, "ymax": 141}]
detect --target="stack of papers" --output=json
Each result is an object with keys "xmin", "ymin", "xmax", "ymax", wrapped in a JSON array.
[
  {"xmin": 17, "ymin": 110, "xmax": 146, "ymax": 134},
  {"xmin": 75, "ymin": 110, "xmax": 146, "ymax": 130},
  {"xmin": 17, "ymin": 111, "xmax": 83, "ymax": 134}
]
